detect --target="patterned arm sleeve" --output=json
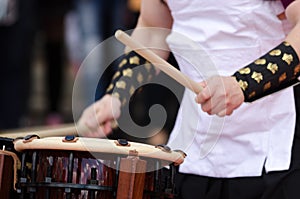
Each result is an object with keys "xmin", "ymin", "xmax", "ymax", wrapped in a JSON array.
[
  {"xmin": 105, "ymin": 51, "xmax": 156, "ymax": 107},
  {"xmin": 233, "ymin": 41, "xmax": 300, "ymax": 102}
]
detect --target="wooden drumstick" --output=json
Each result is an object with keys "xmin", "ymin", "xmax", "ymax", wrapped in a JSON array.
[
  {"xmin": 0, "ymin": 121, "xmax": 118, "ymax": 139},
  {"xmin": 115, "ymin": 30, "xmax": 203, "ymax": 94},
  {"xmin": 0, "ymin": 123, "xmax": 79, "ymax": 139}
]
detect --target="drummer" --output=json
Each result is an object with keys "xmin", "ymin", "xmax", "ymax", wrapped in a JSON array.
[{"xmin": 78, "ymin": 0, "xmax": 300, "ymax": 199}]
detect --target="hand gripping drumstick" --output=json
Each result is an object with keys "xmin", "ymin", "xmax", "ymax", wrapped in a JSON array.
[{"xmin": 115, "ymin": 30, "xmax": 203, "ymax": 94}]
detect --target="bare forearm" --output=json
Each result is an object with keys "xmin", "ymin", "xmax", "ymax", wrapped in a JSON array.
[
  {"xmin": 286, "ymin": 0, "xmax": 300, "ymax": 56},
  {"xmin": 125, "ymin": 0, "xmax": 173, "ymax": 61}
]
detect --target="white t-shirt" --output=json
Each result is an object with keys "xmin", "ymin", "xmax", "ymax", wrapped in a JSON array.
[{"xmin": 166, "ymin": 0, "xmax": 296, "ymax": 177}]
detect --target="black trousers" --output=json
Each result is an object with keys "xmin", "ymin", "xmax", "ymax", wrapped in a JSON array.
[{"xmin": 175, "ymin": 135, "xmax": 300, "ymax": 199}]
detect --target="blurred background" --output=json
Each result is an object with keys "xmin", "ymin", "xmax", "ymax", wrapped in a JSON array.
[{"xmin": 0, "ymin": 0, "xmax": 183, "ymax": 144}]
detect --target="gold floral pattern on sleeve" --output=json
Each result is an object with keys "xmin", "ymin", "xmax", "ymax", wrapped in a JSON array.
[
  {"xmin": 263, "ymin": 82, "xmax": 271, "ymax": 91},
  {"xmin": 106, "ymin": 83, "xmax": 114, "ymax": 92},
  {"xmin": 267, "ymin": 63, "xmax": 278, "ymax": 74},
  {"xmin": 294, "ymin": 64, "xmax": 300, "ymax": 76},
  {"xmin": 283, "ymin": 41, "xmax": 290, "ymax": 46},
  {"xmin": 254, "ymin": 59, "xmax": 266, "ymax": 65},
  {"xmin": 118, "ymin": 59, "xmax": 127, "ymax": 68},
  {"xmin": 112, "ymin": 92, "xmax": 120, "ymax": 99},
  {"xmin": 238, "ymin": 80, "xmax": 248, "ymax": 91},
  {"xmin": 122, "ymin": 68, "xmax": 133, "ymax": 77},
  {"xmin": 129, "ymin": 86, "xmax": 135, "ymax": 96},
  {"xmin": 282, "ymin": 53, "xmax": 293, "ymax": 65},
  {"xmin": 269, "ymin": 49, "xmax": 281, "ymax": 56},
  {"xmin": 121, "ymin": 98, "xmax": 127, "ymax": 106},
  {"xmin": 279, "ymin": 73, "xmax": 287, "ymax": 83},
  {"xmin": 137, "ymin": 72, "xmax": 143, "ymax": 84},
  {"xmin": 116, "ymin": 81, "xmax": 126, "ymax": 89},
  {"xmin": 251, "ymin": 71, "xmax": 263, "ymax": 83},
  {"xmin": 112, "ymin": 71, "xmax": 121, "ymax": 80},
  {"xmin": 147, "ymin": 74, "xmax": 153, "ymax": 82},
  {"xmin": 144, "ymin": 62, "xmax": 152, "ymax": 72},
  {"xmin": 239, "ymin": 67, "xmax": 251, "ymax": 74},
  {"xmin": 129, "ymin": 56, "xmax": 140, "ymax": 65},
  {"xmin": 248, "ymin": 91, "xmax": 256, "ymax": 99}
]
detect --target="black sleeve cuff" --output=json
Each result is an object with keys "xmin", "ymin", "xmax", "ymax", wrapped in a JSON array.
[{"xmin": 233, "ymin": 41, "xmax": 300, "ymax": 102}]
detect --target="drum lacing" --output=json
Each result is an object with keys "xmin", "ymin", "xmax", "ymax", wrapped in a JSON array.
[{"xmin": 0, "ymin": 146, "xmax": 21, "ymax": 190}]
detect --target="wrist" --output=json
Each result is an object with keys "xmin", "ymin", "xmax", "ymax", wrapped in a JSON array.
[{"xmin": 230, "ymin": 76, "xmax": 245, "ymax": 102}]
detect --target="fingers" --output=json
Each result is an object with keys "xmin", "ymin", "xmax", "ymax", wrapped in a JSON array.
[
  {"xmin": 77, "ymin": 94, "xmax": 122, "ymax": 137},
  {"xmin": 78, "ymin": 120, "xmax": 113, "ymax": 138},
  {"xmin": 94, "ymin": 94, "xmax": 121, "ymax": 121},
  {"xmin": 195, "ymin": 81, "xmax": 210, "ymax": 104},
  {"xmin": 216, "ymin": 106, "xmax": 234, "ymax": 117},
  {"xmin": 195, "ymin": 79, "xmax": 221, "ymax": 114},
  {"xmin": 216, "ymin": 110, "xmax": 227, "ymax": 117},
  {"xmin": 195, "ymin": 88, "xmax": 210, "ymax": 104},
  {"xmin": 199, "ymin": 93, "xmax": 229, "ymax": 116}
]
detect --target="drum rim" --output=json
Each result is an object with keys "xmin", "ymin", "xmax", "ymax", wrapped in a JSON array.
[{"xmin": 14, "ymin": 137, "xmax": 184, "ymax": 165}]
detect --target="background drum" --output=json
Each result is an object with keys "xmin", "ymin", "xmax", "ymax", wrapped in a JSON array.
[
  {"xmin": 0, "ymin": 137, "xmax": 20, "ymax": 199},
  {"xmin": 14, "ymin": 136, "xmax": 185, "ymax": 199}
]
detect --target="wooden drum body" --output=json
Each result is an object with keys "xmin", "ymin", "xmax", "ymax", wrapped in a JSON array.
[
  {"xmin": 0, "ymin": 137, "xmax": 20, "ymax": 199},
  {"xmin": 14, "ymin": 137, "xmax": 185, "ymax": 199}
]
